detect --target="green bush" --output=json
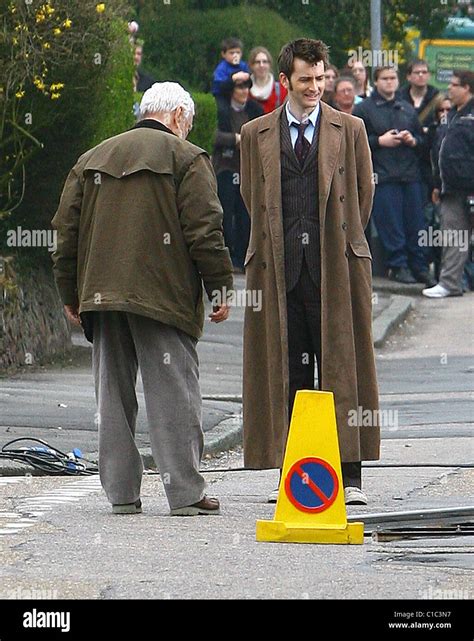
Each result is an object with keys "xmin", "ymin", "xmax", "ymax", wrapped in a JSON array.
[
  {"xmin": 89, "ymin": 20, "xmax": 135, "ymax": 147},
  {"xmin": 139, "ymin": 4, "xmax": 301, "ymax": 93},
  {"xmin": 1, "ymin": 2, "xmax": 134, "ymax": 258},
  {"xmin": 188, "ymin": 92, "xmax": 217, "ymax": 154}
]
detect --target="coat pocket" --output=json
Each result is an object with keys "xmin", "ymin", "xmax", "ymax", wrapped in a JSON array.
[
  {"xmin": 349, "ymin": 240, "xmax": 372, "ymax": 260},
  {"xmin": 244, "ymin": 248, "xmax": 256, "ymax": 267}
]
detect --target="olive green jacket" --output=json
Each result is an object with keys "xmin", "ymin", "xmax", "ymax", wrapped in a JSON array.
[{"xmin": 51, "ymin": 119, "xmax": 233, "ymax": 339}]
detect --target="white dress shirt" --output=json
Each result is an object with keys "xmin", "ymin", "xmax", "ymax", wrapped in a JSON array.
[{"xmin": 285, "ymin": 101, "xmax": 320, "ymax": 148}]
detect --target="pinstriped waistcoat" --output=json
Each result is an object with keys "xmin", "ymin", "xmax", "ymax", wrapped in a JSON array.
[{"xmin": 280, "ymin": 112, "xmax": 321, "ymax": 292}]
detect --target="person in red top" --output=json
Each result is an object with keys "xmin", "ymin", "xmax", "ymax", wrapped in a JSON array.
[{"xmin": 249, "ymin": 46, "xmax": 287, "ymax": 113}]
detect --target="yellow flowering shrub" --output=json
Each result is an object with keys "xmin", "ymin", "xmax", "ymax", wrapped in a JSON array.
[{"xmin": 1, "ymin": 0, "xmax": 134, "ymax": 223}]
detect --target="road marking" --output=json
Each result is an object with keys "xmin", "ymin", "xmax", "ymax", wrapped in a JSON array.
[{"xmin": 0, "ymin": 476, "xmax": 102, "ymax": 536}]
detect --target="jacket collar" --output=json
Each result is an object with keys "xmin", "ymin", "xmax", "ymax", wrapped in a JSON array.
[
  {"xmin": 400, "ymin": 83, "xmax": 438, "ymax": 106},
  {"xmin": 132, "ymin": 118, "xmax": 176, "ymax": 136},
  {"xmin": 456, "ymin": 96, "xmax": 474, "ymax": 116},
  {"xmin": 285, "ymin": 101, "xmax": 320, "ymax": 127}
]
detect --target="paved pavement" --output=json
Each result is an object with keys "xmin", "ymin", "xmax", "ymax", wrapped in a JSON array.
[{"xmin": 0, "ymin": 440, "xmax": 472, "ymax": 600}]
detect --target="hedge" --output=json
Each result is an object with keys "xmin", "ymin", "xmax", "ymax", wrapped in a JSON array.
[
  {"xmin": 188, "ymin": 92, "xmax": 217, "ymax": 154},
  {"xmin": 138, "ymin": 4, "xmax": 301, "ymax": 93},
  {"xmin": 1, "ymin": 3, "xmax": 134, "ymax": 258}
]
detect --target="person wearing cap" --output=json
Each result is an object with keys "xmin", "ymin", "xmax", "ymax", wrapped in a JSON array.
[
  {"xmin": 213, "ymin": 76, "xmax": 264, "ymax": 271},
  {"xmin": 52, "ymin": 82, "xmax": 233, "ymax": 517}
]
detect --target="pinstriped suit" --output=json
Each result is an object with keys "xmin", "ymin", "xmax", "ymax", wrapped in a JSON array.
[
  {"xmin": 280, "ymin": 110, "xmax": 321, "ymax": 292},
  {"xmin": 280, "ymin": 111, "xmax": 322, "ymax": 419}
]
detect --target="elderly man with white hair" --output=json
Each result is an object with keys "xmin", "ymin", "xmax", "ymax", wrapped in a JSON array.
[{"xmin": 52, "ymin": 82, "xmax": 233, "ymax": 516}]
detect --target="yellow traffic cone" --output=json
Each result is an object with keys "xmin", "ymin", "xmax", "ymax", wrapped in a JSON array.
[{"xmin": 256, "ymin": 390, "xmax": 364, "ymax": 544}]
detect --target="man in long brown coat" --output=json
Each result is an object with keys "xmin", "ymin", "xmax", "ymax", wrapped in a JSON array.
[{"xmin": 240, "ymin": 39, "xmax": 380, "ymax": 505}]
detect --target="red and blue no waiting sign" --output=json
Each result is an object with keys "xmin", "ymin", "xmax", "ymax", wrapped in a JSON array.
[{"xmin": 285, "ymin": 457, "xmax": 339, "ymax": 513}]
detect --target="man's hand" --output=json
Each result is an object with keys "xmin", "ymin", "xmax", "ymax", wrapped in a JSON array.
[
  {"xmin": 378, "ymin": 130, "xmax": 402, "ymax": 147},
  {"xmin": 209, "ymin": 304, "xmax": 230, "ymax": 323},
  {"xmin": 64, "ymin": 304, "xmax": 81, "ymax": 325},
  {"xmin": 432, "ymin": 188, "xmax": 441, "ymax": 204},
  {"xmin": 235, "ymin": 133, "xmax": 241, "ymax": 146},
  {"xmin": 232, "ymin": 71, "xmax": 250, "ymax": 83},
  {"xmin": 397, "ymin": 129, "xmax": 416, "ymax": 147}
]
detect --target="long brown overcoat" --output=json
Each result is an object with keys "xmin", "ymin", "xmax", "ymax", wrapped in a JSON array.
[{"xmin": 240, "ymin": 101, "xmax": 380, "ymax": 468}]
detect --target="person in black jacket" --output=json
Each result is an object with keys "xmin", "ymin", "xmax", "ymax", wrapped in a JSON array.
[
  {"xmin": 425, "ymin": 94, "xmax": 452, "ymax": 279},
  {"xmin": 400, "ymin": 59, "xmax": 439, "ymax": 126},
  {"xmin": 423, "ymin": 70, "xmax": 474, "ymax": 298},
  {"xmin": 400, "ymin": 59, "xmax": 440, "ymax": 205},
  {"xmin": 354, "ymin": 65, "xmax": 434, "ymax": 285},
  {"xmin": 213, "ymin": 78, "xmax": 264, "ymax": 271}
]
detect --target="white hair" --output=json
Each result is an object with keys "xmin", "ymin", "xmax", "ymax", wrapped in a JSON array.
[{"xmin": 139, "ymin": 82, "xmax": 195, "ymax": 120}]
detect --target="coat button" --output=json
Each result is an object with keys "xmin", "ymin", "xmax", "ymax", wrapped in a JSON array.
[
  {"xmin": 262, "ymin": 231, "xmax": 267, "ymax": 239},
  {"xmin": 339, "ymin": 166, "xmax": 344, "ymax": 174},
  {"xmin": 261, "ymin": 261, "xmax": 267, "ymax": 269},
  {"xmin": 339, "ymin": 195, "xmax": 345, "ymax": 202},
  {"xmin": 261, "ymin": 204, "xmax": 265, "ymax": 211},
  {"xmin": 345, "ymin": 250, "xmax": 349, "ymax": 258},
  {"xmin": 342, "ymin": 222, "xmax": 348, "ymax": 230}
]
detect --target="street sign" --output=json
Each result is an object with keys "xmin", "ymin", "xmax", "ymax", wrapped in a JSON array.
[
  {"xmin": 419, "ymin": 39, "xmax": 474, "ymax": 90},
  {"xmin": 285, "ymin": 457, "xmax": 339, "ymax": 513}
]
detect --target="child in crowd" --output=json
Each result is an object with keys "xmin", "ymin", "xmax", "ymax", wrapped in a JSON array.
[{"xmin": 212, "ymin": 37, "xmax": 250, "ymax": 108}]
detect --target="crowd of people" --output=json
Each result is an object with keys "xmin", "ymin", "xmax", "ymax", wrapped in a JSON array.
[
  {"xmin": 210, "ymin": 38, "xmax": 474, "ymax": 298},
  {"xmin": 129, "ymin": 27, "xmax": 474, "ymax": 298}
]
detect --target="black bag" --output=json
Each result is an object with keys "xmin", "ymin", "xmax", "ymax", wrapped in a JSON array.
[{"xmin": 79, "ymin": 312, "xmax": 95, "ymax": 344}]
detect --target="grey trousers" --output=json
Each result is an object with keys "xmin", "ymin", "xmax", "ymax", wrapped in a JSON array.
[
  {"xmin": 439, "ymin": 193, "xmax": 471, "ymax": 295},
  {"xmin": 92, "ymin": 311, "xmax": 205, "ymax": 510}
]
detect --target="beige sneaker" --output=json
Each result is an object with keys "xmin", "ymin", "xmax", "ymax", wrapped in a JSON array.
[
  {"xmin": 267, "ymin": 488, "xmax": 279, "ymax": 503},
  {"xmin": 344, "ymin": 487, "xmax": 367, "ymax": 505}
]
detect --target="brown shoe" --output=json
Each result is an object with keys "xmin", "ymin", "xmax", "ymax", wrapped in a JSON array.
[{"xmin": 170, "ymin": 496, "xmax": 220, "ymax": 516}]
